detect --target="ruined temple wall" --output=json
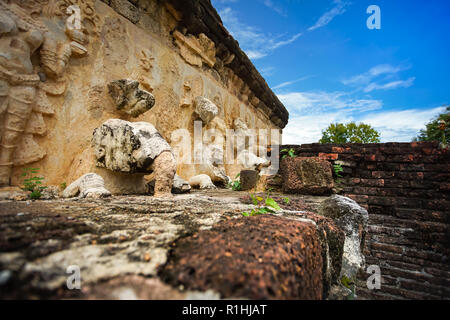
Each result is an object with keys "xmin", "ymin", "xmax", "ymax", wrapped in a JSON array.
[
  {"xmin": 6, "ymin": 0, "xmax": 281, "ymax": 187},
  {"xmin": 281, "ymin": 142, "xmax": 450, "ymax": 299}
]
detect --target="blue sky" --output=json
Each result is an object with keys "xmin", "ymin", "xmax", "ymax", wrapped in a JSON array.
[{"xmin": 211, "ymin": 0, "xmax": 450, "ymax": 143}]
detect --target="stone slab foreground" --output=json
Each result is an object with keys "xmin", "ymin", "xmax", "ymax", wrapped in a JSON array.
[
  {"xmin": 161, "ymin": 215, "xmax": 323, "ymax": 300},
  {"xmin": 0, "ymin": 191, "xmax": 354, "ymax": 300}
]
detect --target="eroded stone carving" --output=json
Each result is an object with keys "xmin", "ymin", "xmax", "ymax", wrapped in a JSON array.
[
  {"xmin": 92, "ymin": 119, "xmax": 176, "ymax": 197},
  {"xmin": 194, "ymin": 96, "xmax": 218, "ymax": 125},
  {"xmin": 174, "ymin": 31, "xmax": 216, "ymax": 68},
  {"xmin": 232, "ymin": 119, "xmax": 271, "ymax": 171},
  {"xmin": 319, "ymin": 195, "xmax": 369, "ymax": 280},
  {"xmin": 47, "ymin": 0, "xmax": 101, "ymax": 35},
  {"xmin": 62, "ymin": 173, "xmax": 111, "ymax": 199},
  {"xmin": 195, "ymin": 118, "xmax": 230, "ymax": 185},
  {"xmin": 0, "ymin": 1, "xmax": 87, "ymax": 187},
  {"xmin": 107, "ymin": 79, "xmax": 155, "ymax": 117},
  {"xmin": 237, "ymin": 150, "xmax": 271, "ymax": 171},
  {"xmin": 134, "ymin": 49, "xmax": 155, "ymax": 92},
  {"xmin": 180, "ymin": 75, "xmax": 203, "ymax": 108},
  {"xmin": 188, "ymin": 174, "xmax": 216, "ymax": 190}
]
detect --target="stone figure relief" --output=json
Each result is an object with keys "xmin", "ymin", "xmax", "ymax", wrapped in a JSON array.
[
  {"xmin": 92, "ymin": 119, "xmax": 176, "ymax": 197},
  {"xmin": 0, "ymin": 1, "xmax": 89, "ymax": 187},
  {"xmin": 49, "ymin": 0, "xmax": 101, "ymax": 35},
  {"xmin": 62, "ymin": 172, "xmax": 111, "ymax": 199},
  {"xmin": 201, "ymin": 117, "xmax": 230, "ymax": 185},
  {"xmin": 107, "ymin": 79, "xmax": 156, "ymax": 118},
  {"xmin": 194, "ymin": 96, "xmax": 218, "ymax": 126}
]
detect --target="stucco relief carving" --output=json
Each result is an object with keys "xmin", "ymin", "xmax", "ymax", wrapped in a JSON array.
[
  {"xmin": 180, "ymin": 74, "xmax": 203, "ymax": 108},
  {"xmin": 173, "ymin": 31, "xmax": 216, "ymax": 68},
  {"xmin": 131, "ymin": 49, "xmax": 155, "ymax": 92},
  {"xmin": 0, "ymin": 1, "xmax": 90, "ymax": 186}
]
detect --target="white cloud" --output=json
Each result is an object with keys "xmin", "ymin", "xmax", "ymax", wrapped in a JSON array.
[
  {"xmin": 343, "ymin": 64, "xmax": 405, "ymax": 86},
  {"xmin": 272, "ymin": 75, "xmax": 313, "ymax": 90},
  {"xmin": 343, "ymin": 64, "xmax": 415, "ymax": 93},
  {"xmin": 363, "ymin": 77, "xmax": 416, "ymax": 92},
  {"xmin": 278, "ymin": 91, "xmax": 382, "ymax": 113},
  {"xmin": 359, "ymin": 107, "xmax": 446, "ymax": 142},
  {"xmin": 283, "ymin": 112, "xmax": 353, "ymax": 144},
  {"xmin": 279, "ymin": 90, "xmax": 383, "ymax": 144},
  {"xmin": 260, "ymin": 66, "xmax": 276, "ymax": 77},
  {"xmin": 308, "ymin": 0, "xmax": 351, "ymax": 31},
  {"xmin": 280, "ymin": 90, "xmax": 446, "ymax": 144},
  {"xmin": 262, "ymin": 0, "xmax": 287, "ymax": 16},
  {"xmin": 218, "ymin": 7, "xmax": 302, "ymax": 60}
]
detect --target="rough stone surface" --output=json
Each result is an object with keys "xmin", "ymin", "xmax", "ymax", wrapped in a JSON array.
[
  {"xmin": 40, "ymin": 186, "xmax": 61, "ymax": 200},
  {"xmin": 161, "ymin": 215, "xmax": 324, "ymax": 300},
  {"xmin": 171, "ymin": 175, "xmax": 191, "ymax": 194},
  {"xmin": 150, "ymin": 151, "xmax": 177, "ymax": 197},
  {"xmin": 78, "ymin": 276, "xmax": 220, "ymax": 300},
  {"xmin": 147, "ymin": 174, "xmax": 191, "ymax": 195},
  {"xmin": 281, "ymin": 157, "xmax": 334, "ymax": 195},
  {"xmin": 319, "ymin": 195, "xmax": 369, "ymax": 280},
  {"xmin": 0, "ymin": 187, "xmax": 30, "ymax": 201},
  {"xmin": 237, "ymin": 150, "xmax": 271, "ymax": 171},
  {"xmin": 107, "ymin": 79, "xmax": 155, "ymax": 117},
  {"xmin": 0, "ymin": 191, "xmax": 347, "ymax": 300},
  {"xmin": 240, "ymin": 170, "xmax": 259, "ymax": 191},
  {"xmin": 194, "ymin": 96, "xmax": 218, "ymax": 125},
  {"xmin": 188, "ymin": 174, "xmax": 217, "ymax": 189},
  {"xmin": 284, "ymin": 211, "xmax": 345, "ymax": 297},
  {"xmin": 0, "ymin": 192, "xmax": 251, "ymax": 298},
  {"xmin": 62, "ymin": 173, "xmax": 111, "ymax": 199},
  {"xmin": 92, "ymin": 119, "xmax": 173, "ymax": 174}
]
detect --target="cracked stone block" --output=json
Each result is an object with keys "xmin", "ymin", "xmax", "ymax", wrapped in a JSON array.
[{"xmin": 281, "ymin": 157, "xmax": 334, "ymax": 195}]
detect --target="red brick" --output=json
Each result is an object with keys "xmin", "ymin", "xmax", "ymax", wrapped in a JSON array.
[
  {"xmin": 331, "ymin": 146, "xmax": 345, "ymax": 153},
  {"xmin": 318, "ymin": 153, "xmax": 338, "ymax": 160},
  {"xmin": 360, "ymin": 179, "xmax": 385, "ymax": 187}
]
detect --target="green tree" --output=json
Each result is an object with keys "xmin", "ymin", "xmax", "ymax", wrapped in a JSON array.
[
  {"xmin": 319, "ymin": 122, "xmax": 381, "ymax": 144},
  {"xmin": 413, "ymin": 106, "xmax": 449, "ymax": 144}
]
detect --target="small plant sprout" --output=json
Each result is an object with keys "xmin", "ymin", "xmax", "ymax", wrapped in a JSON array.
[
  {"xmin": 242, "ymin": 192, "xmax": 282, "ymax": 217},
  {"xmin": 227, "ymin": 173, "xmax": 241, "ymax": 191},
  {"xmin": 340, "ymin": 275, "xmax": 356, "ymax": 300},
  {"xmin": 282, "ymin": 197, "xmax": 290, "ymax": 205},
  {"xmin": 281, "ymin": 148, "xmax": 296, "ymax": 159},
  {"xmin": 333, "ymin": 163, "xmax": 344, "ymax": 178},
  {"xmin": 22, "ymin": 168, "xmax": 47, "ymax": 200}
]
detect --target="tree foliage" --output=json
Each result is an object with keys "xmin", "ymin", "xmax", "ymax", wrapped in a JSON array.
[
  {"xmin": 319, "ymin": 122, "xmax": 381, "ymax": 144},
  {"xmin": 413, "ymin": 106, "xmax": 449, "ymax": 143}
]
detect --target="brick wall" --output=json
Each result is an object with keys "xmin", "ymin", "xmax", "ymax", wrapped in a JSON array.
[{"xmin": 281, "ymin": 142, "xmax": 450, "ymax": 299}]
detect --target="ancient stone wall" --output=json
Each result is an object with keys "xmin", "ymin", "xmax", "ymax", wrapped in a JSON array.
[
  {"xmin": 281, "ymin": 142, "xmax": 449, "ymax": 299},
  {"xmin": 1, "ymin": 0, "xmax": 286, "ymax": 189}
]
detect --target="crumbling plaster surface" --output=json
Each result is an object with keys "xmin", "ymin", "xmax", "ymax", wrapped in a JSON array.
[{"xmin": 6, "ymin": 0, "xmax": 280, "ymax": 188}]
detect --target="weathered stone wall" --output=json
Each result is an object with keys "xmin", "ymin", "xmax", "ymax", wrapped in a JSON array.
[
  {"xmin": 2, "ymin": 0, "xmax": 285, "ymax": 189},
  {"xmin": 281, "ymin": 142, "xmax": 450, "ymax": 299}
]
